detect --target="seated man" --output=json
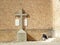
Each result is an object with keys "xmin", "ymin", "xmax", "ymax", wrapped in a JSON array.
[{"xmin": 42, "ymin": 34, "xmax": 48, "ymax": 40}]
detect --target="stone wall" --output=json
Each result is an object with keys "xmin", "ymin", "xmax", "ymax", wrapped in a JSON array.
[
  {"xmin": 53, "ymin": 0, "xmax": 60, "ymax": 37},
  {"xmin": 0, "ymin": 0, "xmax": 53, "ymax": 41},
  {"xmin": 22, "ymin": 0, "xmax": 53, "ymax": 29}
]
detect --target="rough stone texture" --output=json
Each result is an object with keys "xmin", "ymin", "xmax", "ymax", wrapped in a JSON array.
[
  {"xmin": 0, "ymin": 0, "xmax": 53, "ymax": 41},
  {"xmin": 0, "ymin": 30, "xmax": 17, "ymax": 42},
  {"xmin": 0, "ymin": 0, "xmax": 53, "ymax": 29},
  {"xmin": 22, "ymin": 0, "xmax": 53, "ymax": 29}
]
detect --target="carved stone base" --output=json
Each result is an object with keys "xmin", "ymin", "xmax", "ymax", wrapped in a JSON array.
[{"xmin": 17, "ymin": 29, "xmax": 27, "ymax": 42}]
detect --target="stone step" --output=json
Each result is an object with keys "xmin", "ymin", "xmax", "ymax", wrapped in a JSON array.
[{"xmin": 0, "ymin": 41, "xmax": 59, "ymax": 45}]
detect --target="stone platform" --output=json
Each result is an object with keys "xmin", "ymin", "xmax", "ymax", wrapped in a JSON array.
[
  {"xmin": 0, "ymin": 38, "xmax": 59, "ymax": 45},
  {"xmin": 0, "ymin": 41, "xmax": 59, "ymax": 45}
]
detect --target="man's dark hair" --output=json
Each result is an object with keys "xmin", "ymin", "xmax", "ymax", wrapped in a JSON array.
[{"xmin": 43, "ymin": 34, "xmax": 48, "ymax": 39}]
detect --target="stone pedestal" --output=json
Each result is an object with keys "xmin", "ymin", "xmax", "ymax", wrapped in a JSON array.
[{"xmin": 17, "ymin": 29, "xmax": 27, "ymax": 42}]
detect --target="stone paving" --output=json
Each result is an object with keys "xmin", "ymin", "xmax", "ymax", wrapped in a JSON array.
[
  {"xmin": 0, "ymin": 41, "xmax": 60, "ymax": 45},
  {"xmin": 0, "ymin": 38, "xmax": 60, "ymax": 45}
]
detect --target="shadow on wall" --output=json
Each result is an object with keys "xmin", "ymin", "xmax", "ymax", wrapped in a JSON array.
[
  {"xmin": 27, "ymin": 33, "xmax": 36, "ymax": 41},
  {"xmin": 26, "ymin": 28, "xmax": 54, "ymax": 41}
]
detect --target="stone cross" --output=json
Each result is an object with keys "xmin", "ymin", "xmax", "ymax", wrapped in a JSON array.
[
  {"xmin": 16, "ymin": 9, "xmax": 27, "ymax": 42},
  {"xmin": 16, "ymin": 9, "xmax": 27, "ymax": 30}
]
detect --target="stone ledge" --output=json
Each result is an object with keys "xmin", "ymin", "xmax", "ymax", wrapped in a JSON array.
[{"xmin": 0, "ymin": 41, "xmax": 59, "ymax": 45}]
